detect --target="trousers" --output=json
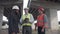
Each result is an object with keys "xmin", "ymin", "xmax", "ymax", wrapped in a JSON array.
[
  {"xmin": 22, "ymin": 26, "xmax": 32, "ymax": 34},
  {"xmin": 38, "ymin": 27, "xmax": 45, "ymax": 34}
]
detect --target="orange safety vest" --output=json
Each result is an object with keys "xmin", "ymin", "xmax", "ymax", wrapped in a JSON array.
[{"xmin": 37, "ymin": 14, "xmax": 44, "ymax": 27}]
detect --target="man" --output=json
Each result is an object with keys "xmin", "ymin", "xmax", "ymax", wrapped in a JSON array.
[
  {"xmin": 36, "ymin": 6, "xmax": 48, "ymax": 34},
  {"xmin": 8, "ymin": 5, "xmax": 20, "ymax": 34},
  {"xmin": 20, "ymin": 7, "xmax": 34, "ymax": 34}
]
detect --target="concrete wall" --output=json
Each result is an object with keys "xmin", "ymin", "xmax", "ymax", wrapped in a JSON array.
[
  {"xmin": 0, "ymin": 7, "xmax": 4, "ymax": 34},
  {"xmin": 50, "ymin": 9, "xmax": 58, "ymax": 30}
]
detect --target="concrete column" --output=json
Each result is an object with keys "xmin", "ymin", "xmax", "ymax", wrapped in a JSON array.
[
  {"xmin": 0, "ymin": 7, "xmax": 4, "ymax": 34},
  {"xmin": 50, "ymin": 9, "xmax": 58, "ymax": 30},
  {"xmin": 45, "ymin": 8, "xmax": 51, "ymax": 29}
]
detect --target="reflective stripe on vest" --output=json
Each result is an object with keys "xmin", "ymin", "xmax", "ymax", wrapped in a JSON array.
[{"xmin": 22, "ymin": 23, "xmax": 32, "ymax": 26}]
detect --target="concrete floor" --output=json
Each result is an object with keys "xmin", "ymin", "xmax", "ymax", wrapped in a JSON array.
[{"xmin": 0, "ymin": 29, "xmax": 60, "ymax": 34}]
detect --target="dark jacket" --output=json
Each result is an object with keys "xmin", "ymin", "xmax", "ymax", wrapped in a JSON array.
[{"xmin": 8, "ymin": 11, "xmax": 20, "ymax": 33}]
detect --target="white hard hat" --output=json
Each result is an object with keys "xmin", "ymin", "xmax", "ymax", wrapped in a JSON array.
[
  {"xmin": 24, "ymin": 7, "xmax": 29, "ymax": 10},
  {"xmin": 12, "ymin": 5, "xmax": 19, "ymax": 10}
]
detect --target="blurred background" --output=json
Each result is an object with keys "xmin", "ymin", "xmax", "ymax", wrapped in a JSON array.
[{"xmin": 0, "ymin": 0, "xmax": 60, "ymax": 34}]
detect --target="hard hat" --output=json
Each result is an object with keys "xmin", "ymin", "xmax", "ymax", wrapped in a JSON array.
[
  {"xmin": 24, "ymin": 7, "xmax": 29, "ymax": 10},
  {"xmin": 38, "ymin": 6, "xmax": 44, "ymax": 11},
  {"xmin": 12, "ymin": 5, "xmax": 19, "ymax": 10}
]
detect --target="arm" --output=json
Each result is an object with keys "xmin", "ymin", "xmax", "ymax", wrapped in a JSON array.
[
  {"xmin": 42, "ymin": 15, "xmax": 48, "ymax": 32},
  {"xmin": 29, "ymin": 14, "xmax": 34, "ymax": 23},
  {"xmin": 43, "ymin": 15, "xmax": 48, "ymax": 29},
  {"xmin": 20, "ymin": 16, "xmax": 23, "ymax": 24}
]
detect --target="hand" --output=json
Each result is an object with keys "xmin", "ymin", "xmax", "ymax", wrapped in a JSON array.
[{"xmin": 41, "ymin": 29, "xmax": 44, "ymax": 32}]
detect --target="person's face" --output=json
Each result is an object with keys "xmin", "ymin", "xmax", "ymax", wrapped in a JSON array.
[
  {"xmin": 16, "ymin": 10, "xmax": 19, "ymax": 13},
  {"xmin": 38, "ymin": 9, "xmax": 43, "ymax": 14},
  {"xmin": 13, "ymin": 9, "xmax": 19, "ymax": 13},
  {"xmin": 24, "ymin": 9, "xmax": 29, "ymax": 14}
]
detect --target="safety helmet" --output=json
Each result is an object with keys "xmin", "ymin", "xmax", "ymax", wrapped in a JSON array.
[
  {"xmin": 12, "ymin": 5, "xmax": 19, "ymax": 10},
  {"xmin": 38, "ymin": 6, "xmax": 44, "ymax": 11},
  {"xmin": 24, "ymin": 7, "xmax": 29, "ymax": 10}
]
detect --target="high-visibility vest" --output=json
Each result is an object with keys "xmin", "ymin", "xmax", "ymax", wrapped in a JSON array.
[
  {"xmin": 22, "ymin": 13, "xmax": 31, "ymax": 20},
  {"xmin": 22, "ymin": 13, "xmax": 32, "ymax": 26},
  {"xmin": 22, "ymin": 23, "xmax": 32, "ymax": 26},
  {"xmin": 37, "ymin": 14, "xmax": 44, "ymax": 27}
]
